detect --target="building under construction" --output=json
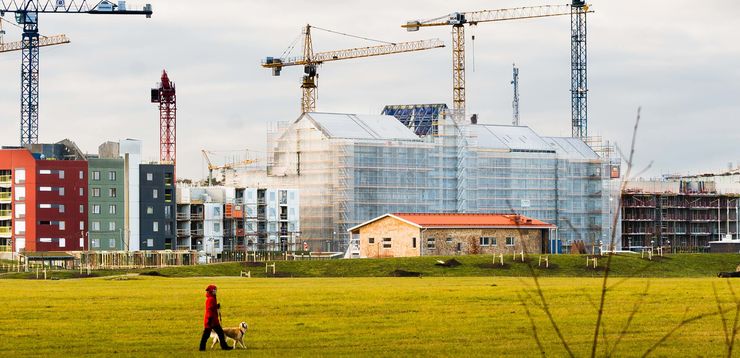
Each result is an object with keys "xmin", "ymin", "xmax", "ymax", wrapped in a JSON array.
[
  {"xmin": 230, "ymin": 110, "xmax": 612, "ymax": 252},
  {"xmin": 622, "ymin": 176, "xmax": 740, "ymax": 251}
]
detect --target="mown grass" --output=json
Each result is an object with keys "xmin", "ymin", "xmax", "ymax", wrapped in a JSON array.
[
  {"xmin": 1, "ymin": 253, "xmax": 738, "ymax": 280},
  {"xmin": 0, "ymin": 276, "xmax": 737, "ymax": 357}
]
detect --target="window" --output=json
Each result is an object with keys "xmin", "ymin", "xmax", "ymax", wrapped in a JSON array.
[
  {"xmin": 506, "ymin": 237, "xmax": 515, "ymax": 246},
  {"xmin": 165, "ymin": 223, "xmax": 171, "ymax": 235},
  {"xmin": 79, "ymin": 221, "xmax": 84, "ymax": 230},
  {"xmin": 59, "ymin": 187, "xmax": 64, "ymax": 196},
  {"xmin": 79, "ymin": 170, "xmax": 84, "ymax": 179},
  {"xmin": 109, "ymin": 222, "xmax": 116, "ymax": 231},
  {"xmin": 79, "ymin": 188, "xmax": 84, "ymax": 196},
  {"xmin": 14, "ymin": 169, "xmax": 25, "ymax": 183},
  {"xmin": 164, "ymin": 206, "xmax": 171, "ymax": 218},
  {"xmin": 147, "ymin": 206, "xmax": 154, "ymax": 214},
  {"xmin": 91, "ymin": 221, "xmax": 100, "ymax": 231},
  {"xmin": 446, "ymin": 237, "xmax": 453, "ymax": 244},
  {"xmin": 92, "ymin": 188, "xmax": 100, "ymax": 197},
  {"xmin": 146, "ymin": 173, "xmax": 153, "ymax": 181},
  {"xmin": 109, "ymin": 205, "xmax": 116, "ymax": 215},
  {"xmin": 427, "ymin": 238, "xmax": 436, "ymax": 249},
  {"xmin": 59, "ymin": 204, "xmax": 64, "ymax": 213},
  {"xmin": 14, "ymin": 186, "xmax": 25, "ymax": 201},
  {"xmin": 92, "ymin": 171, "xmax": 100, "ymax": 181},
  {"xmin": 412, "ymin": 237, "xmax": 417, "ymax": 248},
  {"xmin": 214, "ymin": 223, "xmax": 221, "ymax": 231},
  {"xmin": 40, "ymin": 187, "xmax": 52, "ymax": 192},
  {"xmin": 79, "ymin": 238, "xmax": 84, "ymax": 247},
  {"xmin": 58, "ymin": 170, "xmax": 64, "ymax": 179},
  {"xmin": 368, "ymin": 237, "xmax": 375, "ymax": 244},
  {"xmin": 59, "ymin": 238, "xmax": 66, "ymax": 248},
  {"xmin": 109, "ymin": 239, "xmax": 116, "ymax": 248},
  {"xmin": 153, "ymin": 222, "xmax": 159, "ymax": 232},
  {"xmin": 147, "ymin": 239, "xmax": 154, "ymax": 247},
  {"xmin": 152, "ymin": 189, "xmax": 158, "ymax": 199},
  {"xmin": 39, "ymin": 169, "xmax": 51, "ymax": 175},
  {"xmin": 92, "ymin": 239, "xmax": 100, "ymax": 248},
  {"xmin": 109, "ymin": 188, "xmax": 117, "ymax": 198},
  {"xmin": 79, "ymin": 205, "xmax": 84, "ymax": 214},
  {"xmin": 382, "ymin": 238, "xmax": 392, "ymax": 249},
  {"xmin": 59, "ymin": 221, "xmax": 65, "ymax": 230},
  {"xmin": 108, "ymin": 171, "xmax": 116, "ymax": 181},
  {"xmin": 480, "ymin": 237, "xmax": 492, "ymax": 246},
  {"xmin": 39, "ymin": 204, "xmax": 52, "ymax": 209},
  {"xmin": 92, "ymin": 205, "xmax": 101, "ymax": 214}
]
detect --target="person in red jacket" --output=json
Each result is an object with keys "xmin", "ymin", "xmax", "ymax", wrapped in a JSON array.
[{"xmin": 198, "ymin": 284, "xmax": 233, "ymax": 351}]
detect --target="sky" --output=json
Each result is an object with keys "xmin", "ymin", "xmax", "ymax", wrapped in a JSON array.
[{"xmin": 0, "ymin": 0, "xmax": 738, "ymax": 181}]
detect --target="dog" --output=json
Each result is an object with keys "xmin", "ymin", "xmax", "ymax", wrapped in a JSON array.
[{"xmin": 210, "ymin": 322, "xmax": 248, "ymax": 349}]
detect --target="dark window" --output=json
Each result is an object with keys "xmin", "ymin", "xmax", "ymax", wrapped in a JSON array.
[
  {"xmin": 382, "ymin": 238, "xmax": 392, "ymax": 249},
  {"xmin": 368, "ymin": 237, "xmax": 375, "ymax": 244},
  {"xmin": 412, "ymin": 237, "xmax": 416, "ymax": 248}
]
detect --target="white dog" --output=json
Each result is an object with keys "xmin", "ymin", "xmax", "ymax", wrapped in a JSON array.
[{"xmin": 210, "ymin": 322, "xmax": 248, "ymax": 349}]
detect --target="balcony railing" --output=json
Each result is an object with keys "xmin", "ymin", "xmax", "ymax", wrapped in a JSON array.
[
  {"xmin": 0, "ymin": 226, "xmax": 11, "ymax": 237},
  {"xmin": 0, "ymin": 209, "xmax": 11, "ymax": 218},
  {"xmin": 0, "ymin": 193, "xmax": 11, "ymax": 202},
  {"xmin": 176, "ymin": 213, "xmax": 190, "ymax": 221},
  {"xmin": 176, "ymin": 229, "xmax": 189, "ymax": 236},
  {"xmin": 0, "ymin": 175, "xmax": 11, "ymax": 185},
  {"xmin": 190, "ymin": 213, "xmax": 204, "ymax": 220},
  {"xmin": 190, "ymin": 229, "xmax": 204, "ymax": 237}
]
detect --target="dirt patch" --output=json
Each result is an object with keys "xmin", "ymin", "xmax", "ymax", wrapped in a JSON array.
[
  {"xmin": 139, "ymin": 271, "xmax": 167, "ymax": 277},
  {"xmin": 389, "ymin": 269, "xmax": 423, "ymax": 277},
  {"xmin": 435, "ymin": 259, "xmax": 462, "ymax": 267},
  {"xmin": 242, "ymin": 262, "xmax": 265, "ymax": 267}
]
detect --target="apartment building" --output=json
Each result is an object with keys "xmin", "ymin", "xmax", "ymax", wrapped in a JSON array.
[{"xmin": 140, "ymin": 164, "xmax": 176, "ymax": 250}]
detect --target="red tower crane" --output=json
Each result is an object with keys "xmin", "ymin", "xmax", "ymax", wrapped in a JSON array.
[{"xmin": 151, "ymin": 70, "xmax": 177, "ymax": 173}]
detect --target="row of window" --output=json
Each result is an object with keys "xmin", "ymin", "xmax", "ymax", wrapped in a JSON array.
[
  {"xmin": 90, "ymin": 187, "xmax": 117, "ymax": 198},
  {"xmin": 367, "ymin": 236, "xmax": 517, "ymax": 249},
  {"xmin": 91, "ymin": 171, "xmax": 117, "ymax": 181}
]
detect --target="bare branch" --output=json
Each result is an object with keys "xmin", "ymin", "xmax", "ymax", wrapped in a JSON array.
[
  {"xmin": 727, "ymin": 281, "xmax": 739, "ymax": 358},
  {"xmin": 713, "ymin": 283, "xmax": 731, "ymax": 350},
  {"xmin": 519, "ymin": 293, "xmax": 547, "ymax": 358},
  {"xmin": 641, "ymin": 308, "xmax": 727, "ymax": 358}
]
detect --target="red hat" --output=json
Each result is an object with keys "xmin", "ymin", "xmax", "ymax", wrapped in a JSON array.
[{"xmin": 205, "ymin": 284, "xmax": 217, "ymax": 292}]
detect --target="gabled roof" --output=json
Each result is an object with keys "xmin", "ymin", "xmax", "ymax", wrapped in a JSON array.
[
  {"xmin": 468, "ymin": 124, "xmax": 555, "ymax": 153},
  {"xmin": 348, "ymin": 212, "xmax": 555, "ymax": 232},
  {"xmin": 303, "ymin": 112, "xmax": 421, "ymax": 141},
  {"xmin": 542, "ymin": 137, "xmax": 599, "ymax": 160}
]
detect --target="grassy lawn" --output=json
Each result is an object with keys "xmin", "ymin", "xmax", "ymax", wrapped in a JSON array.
[{"xmin": 0, "ymin": 276, "xmax": 738, "ymax": 357}]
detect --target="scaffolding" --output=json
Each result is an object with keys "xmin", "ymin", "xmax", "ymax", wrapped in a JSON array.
[{"xmin": 232, "ymin": 112, "xmax": 611, "ymax": 252}]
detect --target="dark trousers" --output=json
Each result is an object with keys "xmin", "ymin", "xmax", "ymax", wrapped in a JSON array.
[{"xmin": 199, "ymin": 325, "xmax": 230, "ymax": 350}]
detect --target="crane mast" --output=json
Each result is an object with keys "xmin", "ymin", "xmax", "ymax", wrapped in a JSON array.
[
  {"xmin": 512, "ymin": 63, "xmax": 519, "ymax": 126},
  {"xmin": 263, "ymin": 24, "xmax": 444, "ymax": 114},
  {"xmin": 571, "ymin": 0, "xmax": 589, "ymax": 138},
  {"xmin": 151, "ymin": 70, "xmax": 176, "ymax": 174},
  {"xmin": 1, "ymin": 1, "xmax": 153, "ymax": 146}
]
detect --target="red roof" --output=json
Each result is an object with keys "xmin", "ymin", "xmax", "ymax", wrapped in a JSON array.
[{"xmin": 392, "ymin": 213, "xmax": 554, "ymax": 228}]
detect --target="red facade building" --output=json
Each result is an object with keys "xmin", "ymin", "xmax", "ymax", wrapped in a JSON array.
[{"xmin": 0, "ymin": 148, "xmax": 88, "ymax": 253}]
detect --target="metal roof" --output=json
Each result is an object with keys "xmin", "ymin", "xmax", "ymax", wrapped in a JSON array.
[
  {"xmin": 468, "ymin": 124, "xmax": 555, "ymax": 152},
  {"xmin": 304, "ymin": 112, "xmax": 421, "ymax": 141},
  {"xmin": 348, "ymin": 212, "xmax": 555, "ymax": 232},
  {"xmin": 542, "ymin": 137, "xmax": 599, "ymax": 160}
]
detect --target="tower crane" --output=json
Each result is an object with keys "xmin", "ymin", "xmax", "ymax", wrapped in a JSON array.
[
  {"xmin": 151, "ymin": 70, "xmax": 176, "ymax": 175},
  {"xmin": 201, "ymin": 150, "xmax": 258, "ymax": 186},
  {"xmin": 262, "ymin": 24, "xmax": 445, "ymax": 114},
  {"xmin": 0, "ymin": 0, "xmax": 153, "ymax": 146},
  {"xmin": 403, "ymin": 4, "xmax": 592, "ymax": 126}
]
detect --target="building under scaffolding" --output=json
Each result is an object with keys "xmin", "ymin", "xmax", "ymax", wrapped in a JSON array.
[{"xmin": 230, "ymin": 111, "xmax": 612, "ymax": 252}]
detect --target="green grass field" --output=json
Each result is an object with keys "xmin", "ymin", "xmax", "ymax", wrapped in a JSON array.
[{"xmin": 1, "ymin": 275, "xmax": 738, "ymax": 357}]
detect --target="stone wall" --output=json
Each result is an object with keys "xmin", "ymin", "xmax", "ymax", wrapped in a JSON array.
[
  {"xmin": 358, "ymin": 216, "xmax": 421, "ymax": 258},
  {"xmin": 422, "ymin": 228, "xmax": 545, "ymax": 255}
]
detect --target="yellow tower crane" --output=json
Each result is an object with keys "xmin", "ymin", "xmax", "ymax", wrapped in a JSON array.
[
  {"xmin": 403, "ymin": 5, "xmax": 591, "ymax": 120},
  {"xmin": 201, "ymin": 150, "xmax": 258, "ymax": 186},
  {"xmin": 262, "ymin": 24, "xmax": 445, "ymax": 114}
]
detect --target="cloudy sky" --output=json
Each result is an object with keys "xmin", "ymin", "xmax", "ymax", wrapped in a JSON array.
[{"xmin": 0, "ymin": 0, "xmax": 738, "ymax": 180}]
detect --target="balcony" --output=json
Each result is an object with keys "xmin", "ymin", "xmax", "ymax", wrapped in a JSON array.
[
  {"xmin": 190, "ymin": 229, "xmax": 204, "ymax": 237},
  {"xmin": 0, "ymin": 226, "xmax": 11, "ymax": 238},
  {"xmin": 0, "ymin": 209, "xmax": 11, "ymax": 220},
  {"xmin": 190, "ymin": 213, "xmax": 204, "ymax": 221},
  {"xmin": 0, "ymin": 192, "xmax": 11, "ymax": 203},
  {"xmin": 176, "ymin": 213, "xmax": 190, "ymax": 221},
  {"xmin": 176, "ymin": 228, "xmax": 190, "ymax": 237},
  {"xmin": 0, "ymin": 175, "xmax": 11, "ymax": 187}
]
